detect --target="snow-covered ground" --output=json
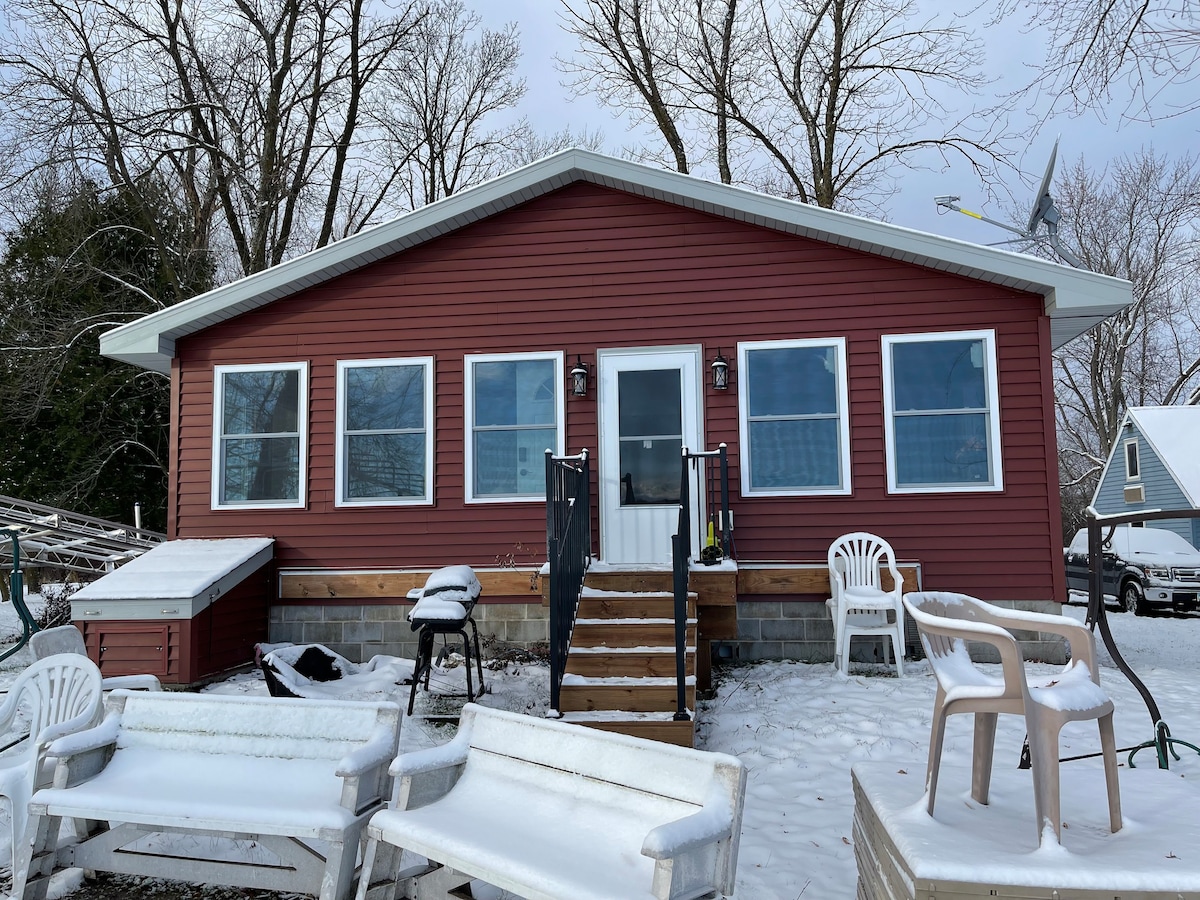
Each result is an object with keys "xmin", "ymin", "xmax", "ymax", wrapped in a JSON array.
[{"xmin": 2, "ymin": 593, "xmax": 1200, "ymax": 898}]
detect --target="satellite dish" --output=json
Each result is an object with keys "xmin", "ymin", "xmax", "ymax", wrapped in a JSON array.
[
  {"xmin": 1026, "ymin": 138, "xmax": 1059, "ymax": 234},
  {"xmin": 935, "ymin": 137, "xmax": 1082, "ymax": 268}
]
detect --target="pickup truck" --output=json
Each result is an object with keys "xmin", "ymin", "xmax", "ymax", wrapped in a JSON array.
[{"xmin": 1064, "ymin": 525, "xmax": 1200, "ymax": 615}]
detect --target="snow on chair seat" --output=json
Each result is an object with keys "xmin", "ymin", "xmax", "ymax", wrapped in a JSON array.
[
  {"xmin": 355, "ymin": 703, "xmax": 747, "ymax": 900},
  {"xmin": 15, "ymin": 690, "xmax": 401, "ymax": 900}
]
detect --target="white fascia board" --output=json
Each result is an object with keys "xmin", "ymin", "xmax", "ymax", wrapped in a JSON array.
[{"xmin": 100, "ymin": 148, "xmax": 1133, "ymax": 373}]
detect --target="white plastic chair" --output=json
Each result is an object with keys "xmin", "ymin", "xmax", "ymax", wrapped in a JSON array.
[
  {"xmin": 902, "ymin": 591, "xmax": 1122, "ymax": 845},
  {"xmin": 826, "ymin": 532, "xmax": 905, "ymax": 675},
  {"xmin": 30, "ymin": 625, "xmax": 162, "ymax": 692},
  {"xmin": 0, "ymin": 654, "xmax": 104, "ymax": 878}
]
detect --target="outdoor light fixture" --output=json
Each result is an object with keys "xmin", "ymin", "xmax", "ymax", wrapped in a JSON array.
[
  {"xmin": 570, "ymin": 355, "xmax": 590, "ymax": 397},
  {"xmin": 711, "ymin": 349, "xmax": 729, "ymax": 390}
]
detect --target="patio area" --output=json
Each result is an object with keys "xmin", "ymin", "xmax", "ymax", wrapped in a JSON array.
[{"xmin": 3, "ymin": 601, "xmax": 1200, "ymax": 898}]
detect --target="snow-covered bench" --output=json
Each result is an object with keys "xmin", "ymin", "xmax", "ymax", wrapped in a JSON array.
[
  {"xmin": 16, "ymin": 690, "xmax": 402, "ymax": 900},
  {"xmin": 355, "ymin": 704, "xmax": 747, "ymax": 900}
]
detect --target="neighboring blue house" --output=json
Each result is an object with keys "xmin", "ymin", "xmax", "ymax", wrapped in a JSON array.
[{"xmin": 1092, "ymin": 406, "xmax": 1200, "ymax": 547}]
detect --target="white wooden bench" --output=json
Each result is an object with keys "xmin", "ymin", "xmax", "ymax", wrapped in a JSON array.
[
  {"xmin": 355, "ymin": 703, "xmax": 746, "ymax": 900},
  {"xmin": 16, "ymin": 690, "xmax": 401, "ymax": 900}
]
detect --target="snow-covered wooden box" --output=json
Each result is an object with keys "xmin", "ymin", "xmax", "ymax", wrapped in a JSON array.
[
  {"xmin": 852, "ymin": 762, "xmax": 1200, "ymax": 900},
  {"xmin": 70, "ymin": 538, "xmax": 274, "ymax": 685}
]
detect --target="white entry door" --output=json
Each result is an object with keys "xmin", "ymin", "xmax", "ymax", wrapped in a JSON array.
[{"xmin": 598, "ymin": 346, "xmax": 704, "ymax": 565}]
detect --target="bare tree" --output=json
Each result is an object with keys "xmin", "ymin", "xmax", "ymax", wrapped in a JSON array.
[
  {"xmin": 1052, "ymin": 149, "xmax": 1200, "ymax": 535},
  {"xmin": 558, "ymin": 0, "xmax": 1011, "ymax": 211},
  {"xmin": 558, "ymin": 0, "xmax": 693, "ymax": 173},
  {"xmin": 994, "ymin": 0, "xmax": 1200, "ymax": 121},
  {"xmin": 379, "ymin": 0, "xmax": 528, "ymax": 207},
  {"xmin": 0, "ymin": 0, "xmax": 424, "ymax": 278}
]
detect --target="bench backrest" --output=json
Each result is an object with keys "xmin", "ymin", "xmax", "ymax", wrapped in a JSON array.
[
  {"xmin": 108, "ymin": 690, "xmax": 399, "ymax": 760},
  {"xmin": 459, "ymin": 704, "xmax": 742, "ymax": 809}
]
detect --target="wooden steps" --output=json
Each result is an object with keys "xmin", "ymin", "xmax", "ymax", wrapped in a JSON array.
[{"xmin": 560, "ymin": 581, "xmax": 697, "ymax": 747}]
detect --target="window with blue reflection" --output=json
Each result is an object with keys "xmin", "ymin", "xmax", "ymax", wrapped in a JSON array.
[
  {"xmin": 470, "ymin": 357, "xmax": 558, "ymax": 498},
  {"xmin": 743, "ymin": 342, "xmax": 845, "ymax": 492},
  {"xmin": 886, "ymin": 334, "xmax": 998, "ymax": 489}
]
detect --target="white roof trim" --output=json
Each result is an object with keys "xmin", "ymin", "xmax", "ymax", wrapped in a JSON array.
[{"xmin": 100, "ymin": 148, "xmax": 1132, "ymax": 373}]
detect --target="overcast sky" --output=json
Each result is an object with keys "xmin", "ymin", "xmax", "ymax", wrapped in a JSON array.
[{"xmin": 470, "ymin": 1, "xmax": 1197, "ymax": 248}]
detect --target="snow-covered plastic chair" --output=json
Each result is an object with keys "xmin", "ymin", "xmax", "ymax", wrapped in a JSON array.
[
  {"xmin": 30, "ymin": 625, "xmax": 162, "ymax": 692},
  {"xmin": 0, "ymin": 654, "xmax": 103, "ymax": 879},
  {"xmin": 902, "ymin": 591, "xmax": 1122, "ymax": 845},
  {"xmin": 826, "ymin": 532, "xmax": 905, "ymax": 675},
  {"xmin": 406, "ymin": 566, "xmax": 485, "ymax": 715}
]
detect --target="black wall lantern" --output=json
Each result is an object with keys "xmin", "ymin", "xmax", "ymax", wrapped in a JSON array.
[
  {"xmin": 711, "ymin": 349, "xmax": 729, "ymax": 390},
  {"xmin": 570, "ymin": 355, "xmax": 590, "ymax": 397}
]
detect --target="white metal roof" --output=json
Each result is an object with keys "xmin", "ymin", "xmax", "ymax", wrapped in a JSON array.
[{"xmin": 100, "ymin": 148, "xmax": 1133, "ymax": 374}]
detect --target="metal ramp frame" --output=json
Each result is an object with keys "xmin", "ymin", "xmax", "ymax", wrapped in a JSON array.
[{"xmin": 0, "ymin": 494, "xmax": 165, "ymax": 577}]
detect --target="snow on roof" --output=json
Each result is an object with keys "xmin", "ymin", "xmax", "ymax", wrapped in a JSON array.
[
  {"xmin": 71, "ymin": 537, "xmax": 274, "ymax": 601},
  {"xmin": 100, "ymin": 149, "xmax": 1132, "ymax": 374},
  {"xmin": 1128, "ymin": 406, "xmax": 1200, "ymax": 505}
]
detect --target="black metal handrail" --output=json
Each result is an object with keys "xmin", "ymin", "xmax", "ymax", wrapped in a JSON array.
[
  {"xmin": 546, "ymin": 449, "xmax": 591, "ymax": 715},
  {"xmin": 668, "ymin": 444, "xmax": 733, "ymax": 721},
  {"xmin": 1083, "ymin": 507, "xmax": 1200, "ymax": 769},
  {"xmin": 688, "ymin": 443, "xmax": 732, "ymax": 563}
]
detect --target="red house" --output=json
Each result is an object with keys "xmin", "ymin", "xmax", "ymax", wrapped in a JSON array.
[{"xmin": 90, "ymin": 150, "xmax": 1129, "ymax": 737}]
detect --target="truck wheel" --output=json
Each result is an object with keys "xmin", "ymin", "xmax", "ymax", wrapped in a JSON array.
[{"xmin": 1121, "ymin": 581, "xmax": 1147, "ymax": 616}]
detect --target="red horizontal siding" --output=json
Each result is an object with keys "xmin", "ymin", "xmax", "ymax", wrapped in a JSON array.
[{"xmin": 172, "ymin": 182, "xmax": 1064, "ymax": 602}]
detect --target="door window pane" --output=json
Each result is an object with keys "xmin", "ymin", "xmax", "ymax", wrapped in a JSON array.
[{"xmin": 617, "ymin": 369, "xmax": 682, "ymax": 505}]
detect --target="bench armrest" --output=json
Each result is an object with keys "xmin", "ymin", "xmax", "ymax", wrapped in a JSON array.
[
  {"xmin": 46, "ymin": 715, "xmax": 120, "ymax": 759},
  {"xmin": 641, "ymin": 806, "xmax": 733, "ymax": 859},
  {"xmin": 389, "ymin": 731, "xmax": 471, "ymax": 778},
  {"xmin": 45, "ymin": 715, "xmax": 121, "ymax": 788},
  {"xmin": 101, "ymin": 674, "xmax": 162, "ymax": 692},
  {"xmin": 336, "ymin": 733, "xmax": 397, "ymax": 778}
]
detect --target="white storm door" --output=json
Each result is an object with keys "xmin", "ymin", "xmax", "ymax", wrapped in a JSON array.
[{"xmin": 598, "ymin": 346, "xmax": 704, "ymax": 565}]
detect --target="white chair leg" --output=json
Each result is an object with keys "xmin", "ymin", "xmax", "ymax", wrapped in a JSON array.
[
  {"xmin": 970, "ymin": 712, "xmax": 998, "ymax": 805},
  {"xmin": 925, "ymin": 708, "xmax": 949, "ymax": 816},
  {"xmin": 1025, "ymin": 719, "xmax": 1063, "ymax": 845},
  {"xmin": 1099, "ymin": 712, "xmax": 1123, "ymax": 834}
]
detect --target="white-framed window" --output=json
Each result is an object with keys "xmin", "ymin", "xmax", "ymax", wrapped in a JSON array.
[
  {"xmin": 464, "ymin": 352, "xmax": 564, "ymax": 502},
  {"xmin": 1124, "ymin": 439, "xmax": 1140, "ymax": 480},
  {"xmin": 335, "ymin": 358, "xmax": 434, "ymax": 506},
  {"xmin": 212, "ymin": 362, "xmax": 307, "ymax": 509},
  {"xmin": 881, "ymin": 329, "xmax": 1003, "ymax": 493},
  {"xmin": 737, "ymin": 338, "xmax": 851, "ymax": 496}
]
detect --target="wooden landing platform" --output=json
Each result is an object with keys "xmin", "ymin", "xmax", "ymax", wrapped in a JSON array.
[{"xmin": 853, "ymin": 761, "xmax": 1200, "ymax": 900}]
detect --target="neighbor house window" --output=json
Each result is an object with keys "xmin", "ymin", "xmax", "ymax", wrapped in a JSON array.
[
  {"xmin": 882, "ymin": 330, "xmax": 1003, "ymax": 493},
  {"xmin": 465, "ymin": 352, "xmax": 564, "ymax": 502},
  {"xmin": 737, "ymin": 338, "xmax": 850, "ymax": 496},
  {"xmin": 1124, "ymin": 439, "xmax": 1140, "ymax": 480},
  {"xmin": 212, "ymin": 363, "xmax": 307, "ymax": 509},
  {"xmin": 335, "ymin": 358, "xmax": 434, "ymax": 506}
]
